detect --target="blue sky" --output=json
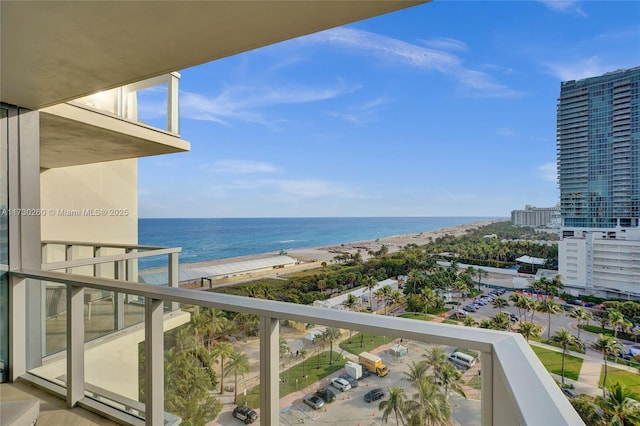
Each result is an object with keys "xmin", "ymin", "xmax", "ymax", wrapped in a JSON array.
[{"xmin": 138, "ymin": 0, "xmax": 640, "ymax": 218}]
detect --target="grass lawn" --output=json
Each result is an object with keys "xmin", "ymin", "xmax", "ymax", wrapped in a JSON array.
[
  {"xmin": 530, "ymin": 345, "xmax": 583, "ymax": 380},
  {"xmin": 398, "ymin": 313, "xmax": 434, "ymax": 321},
  {"xmin": 237, "ymin": 350, "xmax": 343, "ymax": 408},
  {"xmin": 579, "ymin": 324, "xmax": 635, "ymax": 342},
  {"xmin": 339, "ymin": 332, "xmax": 393, "ymax": 355},
  {"xmin": 599, "ymin": 366, "xmax": 640, "ymax": 399}
]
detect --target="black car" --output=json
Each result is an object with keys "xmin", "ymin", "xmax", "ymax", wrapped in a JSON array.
[
  {"xmin": 315, "ymin": 387, "xmax": 336, "ymax": 403},
  {"xmin": 339, "ymin": 373, "xmax": 359, "ymax": 388},
  {"xmin": 232, "ymin": 405, "xmax": 258, "ymax": 424},
  {"xmin": 364, "ymin": 388, "xmax": 385, "ymax": 403}
]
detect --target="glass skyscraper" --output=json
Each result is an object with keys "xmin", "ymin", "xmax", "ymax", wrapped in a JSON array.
[{"xmin": 557, "ymin": 67, "xmax": 640, "ymax": 228}]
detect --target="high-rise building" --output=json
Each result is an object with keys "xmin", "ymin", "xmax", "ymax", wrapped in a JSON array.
[
  {"xmin": 510, "ymin": 204, "xmax": 560, "ymax": 228},
  {"xmin": 557, "ymin": 67, "xmax": 640, "ymax": 298}
]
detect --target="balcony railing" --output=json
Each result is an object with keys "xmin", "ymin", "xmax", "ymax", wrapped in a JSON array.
[
  {"xmin": 71, "ymin": 72, "xmax": 180, "ymax": 134},
  {"xmin": 9, "ymin": 267, "xmax": 585, "ymax": 426}
]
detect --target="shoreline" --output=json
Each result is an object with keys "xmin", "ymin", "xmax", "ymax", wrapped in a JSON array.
[{"xmin": 177, "ymin": 219, "xmax": 501, "ymax": 270}]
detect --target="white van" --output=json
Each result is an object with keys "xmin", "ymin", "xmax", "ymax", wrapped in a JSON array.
[{"xmin": 447, "ymin": 351, "xmax": 476, "ymax": 369}]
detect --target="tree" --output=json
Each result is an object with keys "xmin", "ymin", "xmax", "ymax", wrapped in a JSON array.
[
  {"xmin": 475, "ymin": 268, "xmax": 488, "ymax": 291},
  {"xmin": 608, "ymin": 310, "xmax": 627, "ymax": 339},
  {"xmin": 517, "ymin": 321, "xmax": 542, "ymax": 342},
  {"xmin": 423, "ymin": 347, "xmax": 447, "ymax": 384},
  {"xmin": 364, "ymin": 275, "xmax": 377, "ymax": 311},
  {"xmin": 225, "ymin": 351, "xmax": 250, "ymax": 404},
  {"xmin": 438, "ymin": 362, "xmax": 467, "ymax": 401},
  {"xmin": 323, "ymin": 327, "xmax": 342, "ymax": 365},
  {"xmin": 404, "ymin": 376, "xmax": 451, "ymax": 426},
  {"xmin": 211, "ymin": 342, "xmax": 235, "ymax": 394},
  {"xmin": 379, "ymin": 386, "xmax": 407, "ymax": 425},
  {"xmin": 592, "ymin": 334, "xmax": 623, "ymax": 398},
  {"xmin": 568, "ymin": 307, "xmax": 593, "ymax": 342},
  {"xmin": 597, "ymin": 382, "xmax": 640, "ymax": 426},
  {"xmin": 554, "ymin": 328, "xmax": 581, "ymax": 388},
  {"xmin": 570, "ymin": 396, "xmax": 606, "ymax": 426},
  {"xmin": 540, "ymin": 299, "xmax": 561, "ymax": 342},
  {"xmin": 279, "ymin": 337, "xmax": 290, "ymax": 358},
  {"xmin": 463, "ymin": 316, "xmax": 477, "ymax": 327},
  {"xmin": 492, "ymin": 296, "xmax": 508, "ymax": 314}
]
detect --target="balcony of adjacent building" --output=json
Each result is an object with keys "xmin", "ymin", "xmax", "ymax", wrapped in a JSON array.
[
  {"xmin": 6, "ymin": 253, "xmax": 585, "ymax": 426},
  {"xmin": 39, "ymin": 73, "xmax": 190, "ymax": 169}
]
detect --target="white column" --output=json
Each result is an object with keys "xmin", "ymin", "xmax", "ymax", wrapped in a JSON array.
[
  {"xmin": 145, "ymin": 298, "xmax": 164, "ymax": 426},
  {"xmin": 9, "ymin": 276, "xmax": 26, "ymax": 380},
  {"xmin": 168, "ymin": 252, "xmax": 179, "ymax": 311},
  {"xmin": 481, "ymin": 351, "xmax": 493, "ymax": 426},
  {"xmin": 66, "ymin": 285, "xmax": 84, "ymax": 407},
  {"xmin": 259, "ymin": 317, "xmax": 279, "ymax": 426},
  {"xmin": 167, "ymin": 72, "xmax": 180, "ymax": 134}
]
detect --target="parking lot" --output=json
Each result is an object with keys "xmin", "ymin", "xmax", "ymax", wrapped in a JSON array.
[{"xmin": 279, "ymin": 339, "xmax": 481, "ymax": 425}]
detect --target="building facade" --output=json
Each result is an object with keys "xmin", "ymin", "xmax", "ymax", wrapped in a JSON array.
[
  {"xmin": 557, "ymin": 67, "xmax": 640, "ymax": 298},
  {"xmin": 511, "ymin": 204, "xmax": 560, "ymax": 227}
]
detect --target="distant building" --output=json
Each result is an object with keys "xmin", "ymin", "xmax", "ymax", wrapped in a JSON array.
[
  {"xmin": 556, "ymin": 67, "xmax": 640, "ymax": 299},
  {"xmin": 511, "ymin": 205, "xmax": 560, "ymax": 228}
]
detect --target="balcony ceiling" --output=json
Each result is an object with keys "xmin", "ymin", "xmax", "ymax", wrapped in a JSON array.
[{"xmin": 1, "ymin": 1, "xmax": 427, "ymax": 110}]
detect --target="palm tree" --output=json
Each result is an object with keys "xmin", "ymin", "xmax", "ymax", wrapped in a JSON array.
[
  {"xmin": 313, "ymin": 333, "xmax": 327, "ymax": 365},
  {"xmin": 554, "ymin": 328, "xmax": 581, "ymax": 388},
  {"xmin": 420, "ymin": 287, "xmax": 439, "ymax": 319},
  {"xmin": 475, "ymin": 268, "xmax": 488, "ymax": 291},
  {"xmin": 608, "ymin": 309, "xmax": 626, "ymax": 339},
  {"xmin": 438, "ymin": 362, "xmax": 467, "ymax": 401},
  {"xmin": 323, "ymin": 327, "xmax": 342, "ymax": 365},
  {"xmin": 404, "ymin": 376, "xmax": 451, "ymax": 426},
  {"xmin": 403, "ymin": 360, "xmax": 429, "ymax": 386},
  {"xmin": 344, "ymin": 293, "xmax": 357, "ymax": 341},
  {"xmin": 299, "ymin": 349, "xmax": 308, "ymax": 377},
  {"xmin": 379, "ymin": 386, "xmax": 407, "ymax": 425},
  {"xmin": 225, "ymin": 351, "xmax": 250, "ymax": 404},
  {"xmin": 211, "ymin": 342, "xmax": 235, "ymax": 393},
  {"xmin": 423, "ymin": 347, "xmax": 447, "ymax": 383},
  {"xmin": 597, "ymin": 382, "xmax": 640, "ymax": 426},
  {"xmin": 568, "ymin": 307, "xmax": 593, "ymax": 341},
  {"xmin": 391, "ymin": 289, "xmax": 404, "ymax": 310},
  {"xmin": 539, "ymin": 299, "xmax": 561, "ymax": 342},
  {"xmin": 492, "ymin": 296, "xmax": 508, "ymax": 314},
  {"xmin": 364, "ymin": 275, "xmax": 377, "ymax": 311},
  {"xmin": 517, "ymin": 321, "xmax": 542, "ymax": 342},
  {"xmin": 593, "ymin": 334, "xmax": 624, "ymax": 398},
  {"xmin": 463, "ymin": 316, "xmax": 477, "ymax": 327}
]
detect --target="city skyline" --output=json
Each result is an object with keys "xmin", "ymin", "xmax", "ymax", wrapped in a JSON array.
[{"xmin": 137, "ymin": 1, "xmax": 640, "ymax": 218}]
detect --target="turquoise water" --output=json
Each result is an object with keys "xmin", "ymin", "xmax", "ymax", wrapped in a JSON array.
[{"xmin": 138, "ymin": 217, "xmax": 496, "ymax": 269}]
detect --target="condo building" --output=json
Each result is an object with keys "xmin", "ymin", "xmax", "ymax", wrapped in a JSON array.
[
  {"xmin": 0, "ymin": 2, "xmax": 581, "ymax": 425},
  {"xmin": 557, "ymin": 67, "xmax": 640, "ymax": 299},
  {"xmin": 510, "ymin": 204, "xmax": 561, "ymax": 228}
]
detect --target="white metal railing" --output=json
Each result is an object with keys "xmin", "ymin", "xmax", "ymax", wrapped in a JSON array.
[
  {"xmin": 71, "ymin": 72, "xmax": 180, "ymax": 134},
  {"xmin": 10, "ymin": 268, "xmax": 585, "ymax": 426}
]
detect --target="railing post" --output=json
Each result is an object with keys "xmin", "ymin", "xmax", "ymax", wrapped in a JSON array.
[
  {"xmin": 167, "ymin": 72, "xmax": 180, "ymax": 134},
  {"xmin": 168, "ymin": 252, "xmax": 179, "ymax": 311},
  {"xmin": 114, "ymin": 260, "xmax": 125, "ymax": 329},
  {"xmin": 67, "ymin": 284, "xmax": 85, "ymax": 407},
  {"xmin": 259, "ymin": 316, "xmax": 279, "ymax": 426},
  {"xmin": 9, "ymin": 276, "xmax": 27, "ymax": 380},
  {"xmin": 93, "ymin": 246, "xmax": 102, "ymax": 277},
  {"xmin": 145, "ymin": 298, "xmax": 164, "ymax": 426},
  {"xmin": 480, "ymin": 350, "xmax": 493, "ymax": 426},
  {"xmin": 65, "ymin": 244, "xmax": 73, "ymax": 274}
]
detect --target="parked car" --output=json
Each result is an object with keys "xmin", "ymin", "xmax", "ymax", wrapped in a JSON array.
[
  {"xmin": 303, "ymin": 394, "xmax": 325, "ymax": 410},
  {"xmin": 562, "ymin": 388, "xmax": 577, "ymax": 399},
  {"xmin": 364, "ymin": 388, "xmax": 385, "ymax": 403},
  {"xmin": 463, "ymin": 305, "xmax": 477, "ymax": 312},
  {"xmin": 339, "ymin": 373, "xmax": 359, "ymax": 388},
  {"xmin": 232, "ymin": 405, "xmax": 258, "ymax": 424},
  {"xmin": 330, "ymin": 377, "xmax": 351, "ymax": 392},
  {"xmin": 455, "ymin": 309, "xmax": 467, "ymax": 318},
  {"xmin": 315, "ymin": 387, "xmax": 336, "ymax": 403},
  {"xmin": 510, "ymin": 313, "xmax": 519, "ymax": 322}
]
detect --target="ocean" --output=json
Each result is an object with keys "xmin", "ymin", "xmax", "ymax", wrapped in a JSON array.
[{"xmin": 138, "ymin": 217, "xmax": 496, "ymax": 270}]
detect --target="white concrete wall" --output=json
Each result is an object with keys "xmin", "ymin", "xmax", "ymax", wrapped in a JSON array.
[{"xmin": 558, "ymin": 238, "xmax": 587, "ymax": 290}]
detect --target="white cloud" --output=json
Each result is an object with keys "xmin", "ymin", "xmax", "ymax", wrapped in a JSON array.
[
  {"xmin": 209, "ymin": 160, "xmax": 279, "ymax": 174},
  {"xmin": 538, "ymin": 162, "xmax": 558, "ymax": 182},
  {"xmin": 538, "ymin": 1, "xmax": 586, "ymax": 16},
  {"xmin": 546, "ymin": 56, "xmax": 615, "ymax": 81},
  {"xmin": 327, "ymin": 96, "xmax": 388, "ymax": 125},
  {"xmin": 181, "ymin": 82, "xmax": 357, "ymax": 125},
  {"xmin": 497, "ymin": 127, "xmax": 517, "ymax": 137},
  {"xmin": 421, "ymin": 37, "xmax": 468, "ymax": 52},
  {"xmin": 310, "ymin": 27, "xmax": 522, "ymax": 99}
]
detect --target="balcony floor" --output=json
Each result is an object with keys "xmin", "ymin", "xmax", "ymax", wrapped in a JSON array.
[{"xmin": 0, "ymin": 380, "xmax": 118, "ymax": 426}]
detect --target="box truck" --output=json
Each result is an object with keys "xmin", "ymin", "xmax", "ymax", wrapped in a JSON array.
[
  {"xmin": 358, "ymin": 351, "xmax": 388, "ymax": 377},
  {"xmin": 345, "ymin": 361, "xmax": 363, "ymax": 380}
]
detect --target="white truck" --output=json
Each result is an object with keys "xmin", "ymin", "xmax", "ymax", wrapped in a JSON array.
[{"xmin": 344, "ymin": 360, "xmax": 363, "ymax": 380}]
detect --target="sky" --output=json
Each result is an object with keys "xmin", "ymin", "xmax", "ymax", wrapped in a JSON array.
[{"xmin": 137, "ymin": 0, "xmax": 640, "ymax": 218}]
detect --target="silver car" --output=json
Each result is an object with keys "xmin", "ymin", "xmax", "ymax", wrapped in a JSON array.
[{"xmin": 303, "ymin": 394, "xmax": 325, "ymax": 410}]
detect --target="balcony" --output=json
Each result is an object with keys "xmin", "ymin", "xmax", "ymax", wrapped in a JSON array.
[
  {"xmin": 39, "ymin": 73, "xmax": 189, "ymax": 169},
  {"xmin": 8, "ymin": 264, "xmax": 584, "ymax": 425}
]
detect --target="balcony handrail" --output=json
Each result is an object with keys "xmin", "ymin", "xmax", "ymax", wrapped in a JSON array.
[
  {"xmin": 42, "ymin": 241, "xmax": 168, "ymax": 251},
  {"xmin": 12, "ymin": 268, "xmax": 583, "ymax": 425},
  {"xmin": 41, "ymin": 247, "xmax": 181, "ymax": 271}
]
